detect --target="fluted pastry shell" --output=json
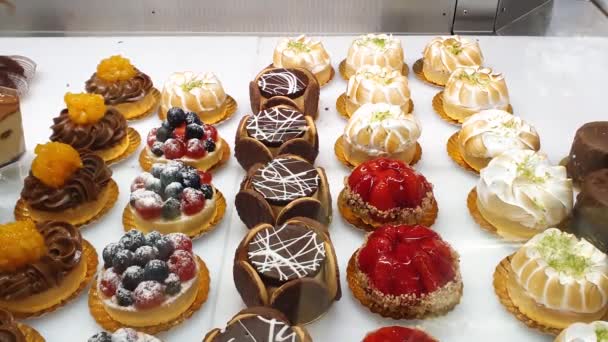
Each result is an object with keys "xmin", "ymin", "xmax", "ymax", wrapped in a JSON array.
[
  {"xmin": 344, "ymin": 34, "xmax": 405, "ymax": 79},
  {"xmin": 508, "ymin": 229, "xmax": 608, "ymax": 328},
  {"xmin": 422, "ymin": 36, "xmax": 483, "ymax": 86},
  {"xmin": 555, "ymin": 321, "xmax": 608, "ymax": 341},
  {"xmin": 273, "ymin": 35, "xmax": 333, "ymax": 86},
  {"xmin": 458, "ymin": 110, "xmax": 540, "ymax": 171},
  {"xmin": 345, "ymin": 65, "xmax": 411, "ymax": 116},
  {"xmin": 476, "ymin": 150, "xmax": 572, "ymax": 240},
  {"xmin": 342, "ymin": 103, "xmax": 421, "ymax": 167},
  {"xmin": 160, "ymin": 72, "xmax": 228, "ymax": 124},
  {"xmin": 443, "ymin": 67, "xmax": 510, "ymax": 121}
]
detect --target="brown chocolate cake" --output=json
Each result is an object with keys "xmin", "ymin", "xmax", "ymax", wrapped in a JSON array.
[
  {"xmin": 232, "ymin": 217, "xmax": 340, "ymax": 324},
  {"xmin": 566, "ymin": 121, "xmax": 608, "ymax": 184},
  {"xmin": 570, "ymin": 168, "xmax": 608, "ymax": 252}
]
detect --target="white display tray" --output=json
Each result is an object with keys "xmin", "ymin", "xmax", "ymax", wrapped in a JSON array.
[{"xmin": 1, "ymin": 35, "xmax": 606, "ymax": 342}]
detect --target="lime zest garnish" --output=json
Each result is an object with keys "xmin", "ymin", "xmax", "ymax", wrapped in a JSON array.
[
  {"xmin": 596, "ymin": 327, "xmax": 608, "ymax": 342},
  {"xmin": 516, "ymin": 155, "xmax": 547, "ymax": 183},
  {"xmin": 287, "ymin": 40, "xmax": 311, "ymax": 52},
  {"xmin": 535, "ymin": 231, "xmax": 592, "ymax": 278},
  {"xmin": 371, "ymin": 110, "xmax": 393, "ymax": 122},
  {"xmin": 181, "ymin": 80, "xmax": 205, "ymax": 92}
]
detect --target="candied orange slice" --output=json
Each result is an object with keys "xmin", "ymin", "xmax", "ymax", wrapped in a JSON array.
[
  {"xmin": 0, "ymin": 221, "xmax": 46, "ymax": 272},
  {"xmin": 32, "ymin": 142, "xmax": 83, "ymax": 188},
  {"xmin": 96, "ymin": 55, "xmax": 137, "ymax": 82},
  {"xmin": 65, "ymin": 92, "xmax": 106, "ymax": 124}
]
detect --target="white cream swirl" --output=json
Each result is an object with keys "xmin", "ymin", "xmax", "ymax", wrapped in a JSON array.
[
  {"xmin": 512, "ymin": 229, "xmax": 608, "ymax": 313},
  {"xmin": 477, "ymin": 150, "xmax": 573, "ymax": 230},
  {"xmin": 273, "ymin": 35, "xmax": 331, "ymax": 74},
  {"xmin": 346, "ymin": 34, "xmax": 404, "ymax": 72},
  {"xmin": 459, "ymin": 110, "xmax": 540, "ymax": 158},
  {"xmin": 443, "ymin": 66, "xmax": 509, "ymax": 112},
  {"xmin": 346, "ymin": 65, "xmax": 410, "ymax": 107},
  {"xmin": 422, "ymin": 36, "xmax": 483, "ymax": 74},
  {"xmin": 557, "ymin": 321, "xmax": 608, "ymax": 342},
  {"xmin": 161, "ymin": 71, "xmax": 227, "ymax": 112},
  {"xmin": 344, "ymin": 103, "xmax": 420, "ymax": 156}
]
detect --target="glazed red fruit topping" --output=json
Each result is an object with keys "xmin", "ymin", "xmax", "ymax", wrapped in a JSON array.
[
  {"xmin": 357, "ymin": 225, "xmax": 456, "ymax": 297},
  {"xmin": 348, "ymin": 158, "xmax": 432, "ymax": 211},
  {"xmin": 133, "ymin": 280, "xmax": 165, "ymax": 309},
  {"xmin": 132, "ymin": 190, "xmax": 163, "ymax": 220},
  {"xmin": 168, "ymin": 250, "xmax": 196, "ymax": 281},
  {"xmin": 203, "ymin": 124, "xmax": 218, "ymax": 141},
  {"xmin": 363, "ymin": 326, "xmax": 437, "ymax": 342},
  {"xmin": 166, "ymin": 233, "xmax": 193, "ymax": 252},
  {"xmin": 198, "ymin": 170, "xmax": 212, "ymax": 184},
  {"xmin": 162, "ymin": 138, "xmax": 186, "ymax": 159},
  {"xmin": 99, "ymin": 268, "xmax": 121, "ymax": 297},
  {"xmin": 181, "ymin": 188, "xmax": 206, "ymax": 216},
  {"xmin": 173, "ymin": 124, "xmax": 187, "ymax": 141},
  {"xmin": 186, "ymin": 139, "xmax": 207, "ymax": 159},
  {"xmin": 147, "ymin": 128, "xmax": 158, "ymax": 147}
]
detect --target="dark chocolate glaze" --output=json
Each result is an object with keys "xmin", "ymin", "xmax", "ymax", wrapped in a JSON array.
[
  {"xmin": 566, "ymin": 121, "xmax": 608, "ymax": 184},
  {"xmin": 571, "ymin": 168, "xmax": 608, "ymax": 252},
  {"xmin": 257, "ymin": 68, "xmax": 307, "ymax": 99}
]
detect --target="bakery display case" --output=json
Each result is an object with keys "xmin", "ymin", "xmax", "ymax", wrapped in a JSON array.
[{"xmin": 1, "ymin": 1, "xmax": 608, "ymax": 341}]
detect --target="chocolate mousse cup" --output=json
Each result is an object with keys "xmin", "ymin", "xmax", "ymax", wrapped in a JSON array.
[{"xmin": 249, "ymin": 67, "xmax": 320, "ymax": 120}]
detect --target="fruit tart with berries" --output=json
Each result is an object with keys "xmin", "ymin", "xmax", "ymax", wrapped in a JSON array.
[
  {"xmin": 338, "ymin": 157, "xmax": 437, "ymax": 231},
  {"xmin": 88, "ymin": 328, "xmax": 161, "ymax": 342},
  {"xmin": 124, "ymin": 161, "xmax": 225, "ymax": 238},
  {"xmin": 141, "ymin": 107, "xmax": 229, "ymax": 172},
  {"xmin": 347, "ymin": 224, "xmax": 463, "ymax": 319},
  {"xmin": 85, "ymin": 55, "xmax": 159, "ymax": 120},
  {"xmin": 363, "ymin": 326, "xmax": 438, "ymax": 342},
  {"xmin": 0, "ymin": 220, "xmax": 97, "ymax": 317},
  {"xmin": 17, "ymin": 142, "xmax": 117, "ymax": 226},
  {"xmin": 90, "ymin": 230, "xmax": 209, "ymax": 331},
  {"xmin": 50, "ymin": 92, "xmax": 136, "ymax": 163}
]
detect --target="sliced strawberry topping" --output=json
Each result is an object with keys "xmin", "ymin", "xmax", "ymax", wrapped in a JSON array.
[
  {"xmin": 363, "ymin": 326, "xmax": 436, "ymax": 342},
  {"xmin": 348, "ymin": 158, "xmax": 432, "ymax": 211},
  {"xmin": 357, "ymin": 224, "xmax": 456, "ymax": 297}
]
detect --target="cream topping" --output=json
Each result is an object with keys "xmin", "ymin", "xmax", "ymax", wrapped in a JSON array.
[
  {"xmin": 346, "ymin": 65, "xmax": 410, "ymax": 107},
  {"xmin": 344, "ymin": 103, "xmax": 420, "ymax": 155},
  {"xmin": 161, "ymin": 71, "xmax": 226, "ymax": 112},
  {"xmin": 477, "ymin": 150, "xmax": 572, "ymax": 230},
  {"xmin": 560, "ymin": 321, "xmax": 608, "ymax": 341},
  {"xmin": 346, "ymin": 34, "xmax": 404, "ymax": 72},
  {"xmin": 443, "ymin": 66, "xmax": 509, "ymax": 111},
  {"xmin": 459, "ymin": 110, "xmax": 540, "ymax": 158},
  {"xmin": 273, "ymin": 35, "xmax": 331, "ymax": 74},
  {"xmin": 422, "ymin": 36, "xmax": 483, "ymax": 74}
]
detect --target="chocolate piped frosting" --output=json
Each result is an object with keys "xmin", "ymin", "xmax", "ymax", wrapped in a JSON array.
[
  {"xmin": 85, "ymin": 68, "xmax": 153, "ymax": 105},
  {"xmin": 50, "ymin": 107, "xmax": 127, "ymax": 151},
  {"xmin": 0, "ymin": 221, "xmax": 83, "ymax": 301},
  {"xmin": 0, "ymin": 309, "xmax": 25, "ymax": 342},
  {"xmin": 20, "ymin": 152, "xmax": 112, "ymax": 212}
]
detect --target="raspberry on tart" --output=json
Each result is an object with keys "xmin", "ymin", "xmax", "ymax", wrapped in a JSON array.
[
  {"xmin": 127, "ymin": 161, "xmax": 222, "ymax": 237},
  {"xmin": 341, "ymin": 157, "xmax": 437, "ymax": 228},
  {"xmin": 143, "ymin": 107, "xmax": 226, "ymax": 172},
  {"xmin": 348, "ymin": 224, "xmax": 463, "ymax": 319},
  {"xmin": 95, "ymin": 230, "xmax": 207, "ymax": 328},
  {"xmin": 363, "ymin": 326, "xmax": 438, "ymax": 342}
]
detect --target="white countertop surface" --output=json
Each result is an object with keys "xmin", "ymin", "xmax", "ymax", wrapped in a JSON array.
[{"xmin": 1, "ymin": 35, "xmax": 607, "ymax": 342}]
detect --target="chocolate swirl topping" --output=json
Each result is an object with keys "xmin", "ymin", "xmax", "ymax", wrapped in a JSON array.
[
  {"xmin": 20, "ymin": 152, "xmax": 112, "ymax": 212},
  {"xmin": 50, "ymin": 107, "xmax": 127, "ymax": 151},
  {"xmin": 0, "ymin": 309, "xmax": 25, "ymax": 342},
  {"xmin": 85, "ymin": 68, "xmax": 153, "ymax": 105},
  {"xmin": 0, "ymin": 221, "xmax": 83, "ymax": 301}
]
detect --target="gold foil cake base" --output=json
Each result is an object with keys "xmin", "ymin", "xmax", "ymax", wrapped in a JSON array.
[
  {"xmin": 88, "ymin": 257, "xmax": 210, "ymax": 335},
  {"xmin": 10, "ymin": 240, "xmax": 98, "ymax": 319},
  {"xmin": 106, "ymin": 128, "xmax": 141, "ymax": 166},
  {"xmin": 338, "ymin": 59, "xmax": 409, "ymax": 80},
  {"xmin": 335, "ymin": 93, "xmax": 414, "ymax": 119},
  {"xmin": 17, "ymin": 323, "xmax": 45, "ymax": 342},
  {"xmin": 14, "ymin": 179, "xmax": 119, "ymax": 229},
  {"xmin": 334, "ymin": 135, "xmax": 421, "ymax": 169},
  {"xmin": 337, "ymin": 189, "xmax": 438, "ymax": 232},
  {"xmin": 493, "ymin": 254, "xmax": 561, "ymax": 336},
  {"xmin": 158, "ymin": 95, "xmax": 237, "ymax": 126},
  {"xmin": 447, "ymin": 132, "xmax": 479, "ymax": 174},
  {"xmin": 433, "ymin": 91, "xmax": 514, "ymax": 125},
  {"xmin": 122, "ymin": 88, "xmax": 161, "ymax": 121},
  {"xmin": 139, "ymin": 138, "xmax": 231, "ymax": 173},
  {"xmin": 122, "ymin": 190, "xmax": 226, "ymax": 240},
  {"xmin": 467, "ymin": 188, "xmax": 499, "ymax": 236},
  {"xmin": 413, "ymin": 59, "xmax": 443, "ymax": 88}
]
